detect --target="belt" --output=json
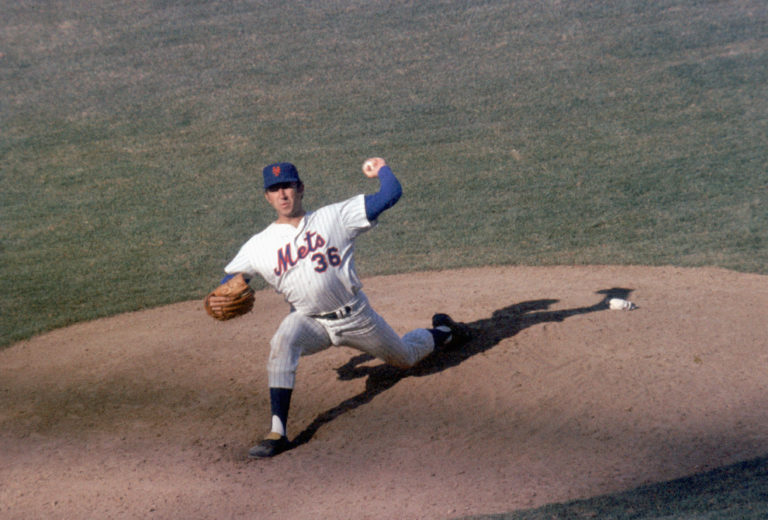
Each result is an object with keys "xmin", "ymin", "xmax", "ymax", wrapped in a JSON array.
[{"xmin": 310, "ymin": 305, "xmax": 353, "ymax": 321}]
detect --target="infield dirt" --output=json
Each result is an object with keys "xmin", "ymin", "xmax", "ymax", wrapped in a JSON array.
[{"xmin": 2, "ymin": 266, "xmax": 767, "ymax": 519}]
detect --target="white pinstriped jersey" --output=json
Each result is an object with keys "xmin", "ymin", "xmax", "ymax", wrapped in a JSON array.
[{"xmin": 225, "ymin": 194, "xmax": 375, "ymax": 316}]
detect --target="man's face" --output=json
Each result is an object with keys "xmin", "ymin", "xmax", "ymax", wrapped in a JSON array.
[{"xmin": 265, "ymin": 181, "xmax": 304, "ymax": 223}]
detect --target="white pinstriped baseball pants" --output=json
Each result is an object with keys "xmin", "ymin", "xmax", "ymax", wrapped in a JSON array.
[{"xmin": 267, "ymin": 292, "xmax": 435, "ymax": 389}]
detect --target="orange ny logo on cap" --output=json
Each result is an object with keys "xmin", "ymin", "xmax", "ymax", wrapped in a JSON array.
[{"xmin": 272, "ymin": 165, "xmax": 281, "ymax": 176}]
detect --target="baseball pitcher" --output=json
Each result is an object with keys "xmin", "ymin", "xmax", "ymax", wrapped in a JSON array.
[{"xmin": 205, "ymin": 158, "xmax": 470, "ymax": 458}]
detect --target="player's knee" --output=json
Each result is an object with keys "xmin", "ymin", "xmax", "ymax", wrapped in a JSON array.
[
  {"xmin": 269, "ymin": 328, "xmax": 298, "ymax": 356},
  {"xmin": 383, "ymin": 351, "xmax": 420, "ymax": 369},
  {"xmin": 389, "ymin": 359, "xmax": 413, "ymax": 369}
]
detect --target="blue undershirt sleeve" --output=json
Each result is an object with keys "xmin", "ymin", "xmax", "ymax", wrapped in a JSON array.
[
  {"xmin": 364, "ymin": 166, "xmax": 403, "ymax": 221},
  {"xmin": 219, "ymin": 273, "xmax": 251, "ymax": 284}
]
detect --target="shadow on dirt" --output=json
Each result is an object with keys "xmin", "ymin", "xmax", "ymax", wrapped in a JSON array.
[{"xmin": 290, "ymin": 287, "xmax": 634, "ymax": 449}]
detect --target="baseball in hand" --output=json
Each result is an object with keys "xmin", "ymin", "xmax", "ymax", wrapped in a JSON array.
[{"xmin": 362, "ymin": 157, "xmax": 384, "ymax": 178}]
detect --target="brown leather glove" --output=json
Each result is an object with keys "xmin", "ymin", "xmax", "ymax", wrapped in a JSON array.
[{"xmin": 204, "ymin": 274, "xmax": 255, "ymax": 321}]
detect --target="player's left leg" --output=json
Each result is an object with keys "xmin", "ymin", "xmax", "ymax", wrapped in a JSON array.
[
  {"xmin": 267, "ymin": 311, "xmax": 332, "ymax": 388},
  {"xmin": 250, "ymin": 312, "xmax": 331, "ymax": 459}
]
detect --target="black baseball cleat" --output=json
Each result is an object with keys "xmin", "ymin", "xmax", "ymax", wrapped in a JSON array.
[
  {"xmin": 432, "ymin": 313, "xmax": 472, "ymax": 349},
  {"xmin": 248, "ymin": 432, "xmax": 291, "ymax": 458}
]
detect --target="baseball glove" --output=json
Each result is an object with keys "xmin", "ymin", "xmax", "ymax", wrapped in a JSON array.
[{"xmin": 204, "ymin": 273, "xmax": 255, "ymax": 321}]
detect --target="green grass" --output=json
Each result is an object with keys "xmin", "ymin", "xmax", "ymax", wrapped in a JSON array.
[
  {"xmin": 459, "ymin": 455, "xmax": 768, "ymax": 520},
  {"xmin": 2, "ymin": 0, "xmax": 766, "ymax": 346}
]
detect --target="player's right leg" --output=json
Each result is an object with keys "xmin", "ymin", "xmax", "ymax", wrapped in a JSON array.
[{"xmin": 336, "ymin": 305, "xmax": 448, "ymax": 369}]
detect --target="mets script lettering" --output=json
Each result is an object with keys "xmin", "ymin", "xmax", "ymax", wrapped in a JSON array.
[{"xmin": 274, "ymin": 231, "xmax": 341, "ymax": 275}]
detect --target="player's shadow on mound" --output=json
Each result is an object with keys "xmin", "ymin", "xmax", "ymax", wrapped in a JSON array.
[{"xmin": 291, "ymin": 287, "xmax": 633, "ymax": 449}]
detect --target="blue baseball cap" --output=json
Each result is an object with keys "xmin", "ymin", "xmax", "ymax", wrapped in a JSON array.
[{"xmin": 263, "ymin": 162, "xmax": 301, "ymax": 190}]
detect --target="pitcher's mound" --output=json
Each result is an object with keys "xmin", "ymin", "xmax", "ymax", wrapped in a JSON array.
[{"xmin": 2, "ymin": 266, "xmax": 766, "ymax": 519}]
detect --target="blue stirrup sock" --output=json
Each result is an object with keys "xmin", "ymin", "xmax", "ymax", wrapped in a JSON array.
[
  {"xmin": 269, "ymin": 387, "xmax": 293, "ymax": 437},
  {"xmin": 429, "ymin": 326, "xmax": 452, "ymax": 348}
]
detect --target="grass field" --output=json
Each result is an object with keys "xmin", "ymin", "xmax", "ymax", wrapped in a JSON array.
[
  {"xmin": 1, "ymin": 1, "xmax": 767, "ymax": 516},
  {"xmin": 461, "ymin": 455, "xmax": 768, "ymax": 519},
  {"xmin": 2, "ymin": 1, "xmax": 766, "ymax": 346}
]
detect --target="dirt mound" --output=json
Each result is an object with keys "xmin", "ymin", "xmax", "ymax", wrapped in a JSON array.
[{"xmin": 2, "ymin": 266, "xmax": 766, "ymax": 519}]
